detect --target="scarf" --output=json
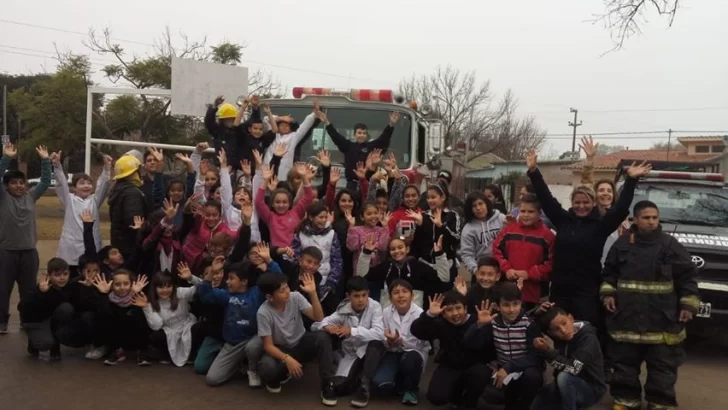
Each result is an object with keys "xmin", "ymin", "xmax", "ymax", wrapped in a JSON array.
[
  {"xmin": 109, "ymin": 291, "xmax": 135, "ymax": 307},
  {"xmin": 301, "ymin": 223, "xmax": 333, "ymax": 237}
]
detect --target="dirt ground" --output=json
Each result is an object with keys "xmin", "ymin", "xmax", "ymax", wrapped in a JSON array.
[{"xmin": 2, "ymin": 203, "xmax": 728, "ymax": 409}]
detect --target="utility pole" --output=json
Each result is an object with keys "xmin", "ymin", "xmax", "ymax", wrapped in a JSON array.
[
  {"xmin": 2, "ymin": 84, "xmax": 7, "ymax": 137},
  {"xmin": 666, "ymin": 128, "xmax": 673, "ymax": 160},
  {"xmin": 568, "ymin": 108, "xmax": 582, "ymax": 153}
]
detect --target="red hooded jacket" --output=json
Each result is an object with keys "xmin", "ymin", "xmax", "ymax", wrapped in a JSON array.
[{"xmin": 493, "ymin": 219, "xmax": 555, "ymax": 304}]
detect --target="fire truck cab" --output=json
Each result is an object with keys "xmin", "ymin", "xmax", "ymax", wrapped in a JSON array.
[{"xmin": 262, "ymin": 87, "xmax": 445, "ymax": 187}]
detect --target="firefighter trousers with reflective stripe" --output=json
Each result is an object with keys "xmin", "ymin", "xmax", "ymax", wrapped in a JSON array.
[{"xmin": 608, "ymin": 341, "xmax": 685, "ymax": 409}]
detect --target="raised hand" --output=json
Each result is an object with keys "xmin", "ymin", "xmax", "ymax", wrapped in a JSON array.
[
  {"xmin": 300, "ymin": 272, "xmax": 317, "ymax": 295},
  {"xmin": 217, "ymin": 147, "xmax": 228, "ymax": 169},
  {"xmin": 195, "ymin": 142, "xmax": 209, "ymax": 153},
  {"xmin": 80, "ymin": 210, "xmax": 95, "ymax": 223},
  {"xmin": 294, "ymin": 162, "xmax": 307, "ymax": 177},
  {"xmin": 268, "ymin": 175, "xmax": 279, "ymax": 192},
  {"xmin": 240, "ymin": 159, "xmax": 252, "ymax": 176},
  {"xmin": 317, "ymin": 150, "xmax": 331, "ymax": 167},
  {"xmin": 273, "ymin": 143, "xmax": 288, "ymax": 158},
  {"xmin": 330, "ymin": 167, "xmax": 341, "ymax": 185},
  {"xmin": 162, "ymin": 199, "xmax": 178, "ymax": 222},
  {"xmin": 241, "ymin": 202, "xmax": 253, "ymax": 224},
  {"xmin": 35, "ymin": 145, "xmax": 49, "ymax": 160},
  {"xmin": 366, "ymin": 149, "xmax": 383, "ymax": 170},
  {"xmin": 475, "ymin": 300, "xmax": 498, "ymax": 325},
  {"xmin": 92, "ymin": 276, "xmax": 112, "ymax": 294},
  {"xmin": 526, "ymin": 149, "xmax": 538, "ymax": 171},
  {"xmin": 261, "ymin": 103, "xmax": 272, "ymax": 116},
  {"xmin": 363, "ymin": 233, "xmax": 377, "ymax": 252},
  {"xmin": 103, "ymin": 154, "xmax": 113, "ymax": 169},
  {"xmin": 344, "ymin": 209, "xmax": 356, "ymax": 227},
  {"xmin": 262, "ymin": 164, "xmax": 273, "ymax": 182},
  {"xmin": 277, "ymin": 246, "xmax": 295, "ymax": 258},
  {"xmin": 432, "ymin": 208, "xmax": 443, "ymax": 227},
  {"xmin": 177, "ymin": 262, "xmax": 192, "ymax": 281},
  {"xmin": 132, "ymin": 274, "xmax": 149, "ymax": 294},
  {"xmin": 312, "ymin": 97, "xmax": 320, "ymax": 113},
  {"xmin": 428, "ymin": 294, "xmax": 445, "ymax": 316},
  {"xmin": 211, "ymin": 255, "xmax": 225, "ymax": 274},
  {"xmin": 305, "ymin": 164, "xmax": 317, "ymax": 181},
  {"xmin": 175, "ymin": 152, "xmax": 192, "ymax": 164},
  {"xmin": 315, "ymin": 110, "xmax": 329, "ymax": 124},
  {"xmin": 130, "ymin": 216, "xmax": 145, "ymax": 230},
  {"xmin": 255, "ymin": 242, "xmax": 272, "ymax": 262},
  {"xmin": 3, "ymin": 143, "xmax": 17, "ymax": 158},
  {"xmin": 454, "ymin": 276, "xmax": 468, "ymax": 296},
  {"xmin": 148, "ymin": 146, "xmax": 163, "ymax": 163},
  {"xmin": 355, "ymin": 162, "xmax": 367, "ymax": 180},
  {"xmin": 213, "ymin": 95, "xmax": 225, "ymax": 107},
  {"xmin": 579, "ymin": 135, "xmax": 598, "ymax": 158},
  {"xmin": 380, "ymin": 211, "xmax": 391, "ymax": 227},
  {"xmin": 405, "ymin": 209, "xmax": 423, "ymax": 225},
  {"xmin": 626, "ymin": 160, "xmax": 652, "ymax": 179},
  {"xmin": 131, "ymin": 292, "xmax": 149, "ymax": 308},
  {"xmin": 389, "ymin": 111, "xmax": 400, "ymax": 125},
  {"xmin": 50, "ymin": 150, "xmax": 62, "ymax": 166},
  {"xmin": 38, "ymin": 275, "xmax": 50, "ymax": 293}
]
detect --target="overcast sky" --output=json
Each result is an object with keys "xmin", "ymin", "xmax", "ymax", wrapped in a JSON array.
[{"xmin": 1, "ymin": 0, "xmax": 727, "ymax": 155}]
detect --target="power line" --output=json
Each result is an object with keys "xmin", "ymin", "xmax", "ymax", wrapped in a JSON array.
[
  {"xmin": 0, "ymin": 49, "xmax": 109, "ymax": 67},
  {"xmin": 0, "ymin": 18, "xmax": 152, "ymax": 46},
  {"xmin": 0, "ymin": 44, "xmax": 117, "ymax": 65}
]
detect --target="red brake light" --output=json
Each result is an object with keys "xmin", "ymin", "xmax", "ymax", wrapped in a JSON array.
[
  {"xmin": 292, "ymin": 87, "xmax": 393, "ymax": 102},
  {"xmin": 645, "ymin": 171, "xmax": 724, "ymax": 182}
]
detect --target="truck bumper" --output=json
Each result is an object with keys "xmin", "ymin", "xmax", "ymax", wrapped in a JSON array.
[{"xmin": 693, "ymin": 282, "xmax": 728, "ymax": 325}]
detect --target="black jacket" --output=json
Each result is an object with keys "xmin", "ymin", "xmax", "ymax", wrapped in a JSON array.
[
  {"xmin": 20, "ymin": 284, "xmax": 75, "ymax": 324},
  {"xmin": 601, "ymin": 225, "xmax": 699, "ymax": 345},
  {"xmin": 528, "ymin": 168, "xmax": 637, "ymax": 295},
  {"xmin": 364, "ymin": 254, "xmax": 450, "ymax": 296},
  {"xmin": 410, "ymin": 209, "xmax": 461, "ymax": 266},
  {"xmin": 108, "ymin": 179, "xmax": 148, "ymax": 258},
  {"xmin": 410, "ymin": 312, "xmax": 489, "ymax": 369},
  {"xmin": 325, "ymin": 123, "xmax": 394, "ymax": 182},
  {"xmin": 542, "ymin": 322, "xmax": 607, "ymax": 400}
]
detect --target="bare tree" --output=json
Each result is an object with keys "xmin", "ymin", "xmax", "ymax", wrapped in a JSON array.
[
  {"xmin": 596, "ymin": 144, "xmax": 628, "ymax": 155},
  {"xmin": 596, "ymin": 0, "xmax": 680, "ymax": 50}
]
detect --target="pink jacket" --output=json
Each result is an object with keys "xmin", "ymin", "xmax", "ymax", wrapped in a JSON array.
[
  {"xmin": 182, "ymin": 215, "xmax": 238, "ymax": 270},
  {"xmin": 347, "ymin": 225, "xmax": 390, "ymax": 272},
  {"xmin": 255, "ymin": 185, "xmax": 314, "ymax": 248}
]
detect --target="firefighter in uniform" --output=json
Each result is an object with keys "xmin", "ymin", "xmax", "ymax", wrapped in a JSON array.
[{"xmin": 600, "ymin": 200, "xmax": 699, "ymax": 410}]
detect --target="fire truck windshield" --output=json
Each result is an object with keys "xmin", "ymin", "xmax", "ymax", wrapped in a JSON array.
[{"xmin": 268, "ymin": 106, "xmax": 413, "ymax": 168}]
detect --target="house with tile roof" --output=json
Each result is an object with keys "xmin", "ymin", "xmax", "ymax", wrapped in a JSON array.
[{"xmin": 565, "ymin": 136, "xmax": 728, "ymax": 185}]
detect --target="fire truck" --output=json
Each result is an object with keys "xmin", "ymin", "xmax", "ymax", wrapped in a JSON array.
[{"xmin": 261, "ymin": 87, "xmax": 445, "ymax": 187}]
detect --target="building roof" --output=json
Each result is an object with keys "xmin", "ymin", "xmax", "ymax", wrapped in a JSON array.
[
  {"xmin": 677, "ymin": 136, "xmax": 726, "ymax": 143},
  {"xmin": 466, "ymin": 152, "xmax": 506, "ymax": 169},
  {"xmin": 565, "ymin": 149, "xmax": 723, "ymax": 170}
]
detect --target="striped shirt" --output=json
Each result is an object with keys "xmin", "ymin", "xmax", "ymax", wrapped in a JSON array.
[{"xmin": 492, "ymin": 315, "xmax": 532, "ymax": 365}]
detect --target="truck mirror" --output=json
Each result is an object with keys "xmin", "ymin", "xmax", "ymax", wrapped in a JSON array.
[{"xmin": 428, "ymin": 121, "xmax": 443, "ymax": 154}]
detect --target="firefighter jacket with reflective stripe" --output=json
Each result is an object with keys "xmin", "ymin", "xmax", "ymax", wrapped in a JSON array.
[{"xmin": 600, "ymin": 225, "xmax": 699, "ymax": 345}]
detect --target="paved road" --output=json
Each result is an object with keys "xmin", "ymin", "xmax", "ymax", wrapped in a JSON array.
[{"xmin": 1, "ymin": 241, "xmax": 727, "ymax": 409}]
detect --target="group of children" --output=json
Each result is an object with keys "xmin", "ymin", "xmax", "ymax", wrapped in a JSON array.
[{"xmin": 0, "ymin": 96, "xmax": 608, "ymax": 410}]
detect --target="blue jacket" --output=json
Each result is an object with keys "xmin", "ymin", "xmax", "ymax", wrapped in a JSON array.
[{"xmin": 196, "ymin": 261, "xmax": 281, "ymax": 344}]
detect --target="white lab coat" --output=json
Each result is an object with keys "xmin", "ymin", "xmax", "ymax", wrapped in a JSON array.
[
  {"xmin": 312, "ymin": 298, "xmax": 385, "ymax": 376},
  {"xmin": 381, "ymin": 303, "xmax": 431, "ymax": 364},
  {"xmin": 53, "ymin": 165, "xmax": 109, "ymax": 265},
  {"xmin": 263, "ymin": 112, "xmax": 317, "ymax": 180}
]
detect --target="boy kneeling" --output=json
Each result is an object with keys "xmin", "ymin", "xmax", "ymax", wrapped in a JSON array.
[
  {"xmin": 257, "ymin": 271, "xmax": 337, "ymax": 406},
  {"xmin": 312, "ymin": 277, "xmax": 385, "ymax": 408},
  {"xmin": 531, "ymin": 305, "xmax": 606, "ymax": 409}
]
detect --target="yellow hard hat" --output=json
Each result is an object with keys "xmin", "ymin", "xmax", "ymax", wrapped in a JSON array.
[
  {"xmin": 113, "ymin": 154, "xmax": 142, "ymax": 180},
  {"xmin": 216, "ymin": 103, "xmax": 238, "ymax": 119}
]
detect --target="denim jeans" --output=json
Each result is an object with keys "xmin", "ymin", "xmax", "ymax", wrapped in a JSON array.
[
  {"xmin": 372, "ymin": 351, "xmax": 424, "ymax": 393},
  {"xmin": 530, "ymin": 372, "xmax": 601, "ymax": 410}
]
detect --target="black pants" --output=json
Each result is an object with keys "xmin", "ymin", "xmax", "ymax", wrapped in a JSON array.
[
  {"xmin": 426, "ymin": 363, "xmax": 491, "ymax": 409},
  {"xmin": 259, "ymin": 331, "xmax": 335, "ymax": 388},
  {"xmin": 0, "ymin": 249, "xmax": 38, "ymax": 326},
  {"xmin": 149, "ymin": 322, "xmax": 205, "ymax": 361},
  {"xmin": 100, "ymin": 306, "xmax": 150, "ymax": 351},
  {"xmin": 503, "ymin": 366, "xmax": 543, "ymax": 410},
  {"xmin": 333, "ymin": 341, "xmax": 387, "ymax": 395},
  {"xmin": 24, "ymin": 303, "xmax": 76, "ymax": 351},
  {"xmin": 609, "ymin": 341, "xmax": 685, "ymax": 408}
]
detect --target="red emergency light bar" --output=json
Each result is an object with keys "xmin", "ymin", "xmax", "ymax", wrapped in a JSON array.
[
  {"xmin": 292, "ymin": 87, "xmax": 393, "ymax": 102},
  {"xmin": 644, "ymin": 170, "xmax": 724, "ymax": 182}
]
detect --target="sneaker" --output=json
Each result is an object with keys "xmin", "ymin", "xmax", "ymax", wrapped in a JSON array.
[
  {"xmin": 85, "ymin": 346, "xmax": 108, "ymax": 360},
  {"xmin": 321, "ymin": 381, "xmax": 338, "ymax": 407},
  {"xmin": 281, "ymin": 374, "xmax": 292, "ymax": 385},
  {"xmin": 38, "ymin": 350, "xmax": 52, "ymax": 362},
  {"xmin": 0, "ymin": 323, "xmax": 7, "ymax": 334},
  {"xmin": 351, "ymin": 385, "xmax": 370, "ymax": 408},
  {"xmin": 50, "ymin": 344, "xmax": 62, "ymax": 361},
  {"xmin": 137, "ymin": 351, "xmax": 152, "ymax": 367},
  {"xmin": 402, "ymin": 391, "xmax": 418, "ymax": 405},
  {"xmin": 103, "ymin": 348, "xmax": 126, "ymax": 366},
  {"xmin": 265, "ymin": 382, "xmax": 282, "ymax": 394},
  {"xmin": 247, "ymin": 370, "xmax": 262, "ymax": 388}
]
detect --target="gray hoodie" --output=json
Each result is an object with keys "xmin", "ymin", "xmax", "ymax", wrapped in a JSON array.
[{"xmin": 461, "ymin": 210, "xmax": 506, "ymax": 274}]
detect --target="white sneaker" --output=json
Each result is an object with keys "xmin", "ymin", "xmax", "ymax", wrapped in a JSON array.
[
  {"xmin": 247, "ymin": 370, "xmax": 262, "ymax": 388},
  {"xmin": 85, "ymin": 346, "xmax": 108, "ymax": 360}
]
